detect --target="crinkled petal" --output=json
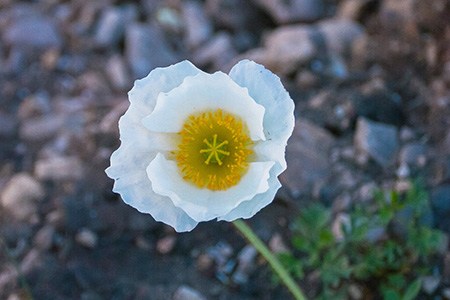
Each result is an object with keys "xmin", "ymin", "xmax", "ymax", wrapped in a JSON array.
[
  {"xmin": 142, "ymin": 71, "xmax": 266, "ymax": 141},
  {"xmin": 218, "ymin": 165, "xmax": 281, "ymax": 221},
  {"xmin": 146, "ymin": 153, "xmax": 274, "ymax": 222},
  {"xmin": 106, "ymin": 60, "xmax": 203, "ymax": 232},
  {"xmin": 229, "ymin": 60, "xmax": 295, "ymax": 174}
]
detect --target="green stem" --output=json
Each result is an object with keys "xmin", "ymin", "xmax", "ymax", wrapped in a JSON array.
[{"xmin": 232, "ymin": 219, "xmax": 307, "ymax": 300}]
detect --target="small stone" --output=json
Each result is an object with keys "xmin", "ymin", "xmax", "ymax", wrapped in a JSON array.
[
  {"xmin": 4, "ymin": 14, "xmax": 62, "ymax": 49},
  {"xmin": 354, "ymin": 118, "xmax": 398, "ymax": 167},
  {"xmin": 421, "ymin": 275, "xmax": 440, "ymax": 295},
  {"xmin": 20, "ymin": 115, "xmax": 64, "ymax": 142},
  {"xmin": 182, "ymin": 1, "xmax": 213, "ymax": 49},
  {"xmin": 399, "ymin": 143, "xmax": 428, "ymax": 167},
  {"xmin": 281, "ymin": 120, "xmax": 335, "ymax": 196},
  {"xmin": 34, "ymin": 225, "xmax": 55, "ymax": 250},
  {"xmin": 443, "ymin": 288, "xmax": 450, "ymax": 299},
  {"xmin": 348, "ymin": 284, "xmax": 363, "ymax": 300},
  {"xmin": 197, "ymin": 253, "xmax": 214, "ymax": 272},
  {"xmin": 125, "ymin": 23, "xmax": 178, "ymax": 78},
  {"xmin": 173, "ymin": 285, "xmax": 206, "ymax": 300},
  {"xmin": 431, "ymin": 185, "xmax": 450, "ymax": 232},
  {"xmin": 232, "ymin": 245, "xmax": 257, "ymax": 285},
  {"xmin": 396, "ymin": 163, "xmax": 410, "ymax": 178},
  {"xmin": 318, "ymin": 19, "xmax": 364, "ymax": 55},
  {"xmin": 17, "ymin": 92, "xmax": 51, "ymax": 120},
  {"xmin": 94, "ymin": 5, "xmax": 137, "ymax": 48},
  {"xmin": 20, "ymin": 249, "xmax": 41, "ymax": 274},
  {"xmin": 253, "ymin": 0, "xmax": 324, "ymax": 24},
  {"xmin": 0, "ymin": 112, "xmax": 17, "ymax": 138},
  {"xmin": 75, "ymin": 228, "xmax": 98, "ymax": 248},
  {"xmin": 260, "ymin": 25, "xmax": 316, "ymax": 74},
  {"xmin": 332, "ymin": 213, "xmax": 351, "ymax": 241},
  {"xmin": 35, "ymin": 156, "xmax": 83, "ymax": 181},
  {"xmin": 192, "ymin": 32, "xmax": 237, "ymax": 70},
  {"xmin": 106, "ymin": 55, "xmax": 130, "ymax": 91},
  {"xmin": 205, "ymin": 0, "xmax": 256, "ymax": 30},
  {"xmin": 156, "ymin": 235, "xmax": 177, "ymax": 254},
  {"xmin": 269, "ymin": 233, "xmax": 289, "ymax": 254},
  {"xmin": 1, "ymin": 173, "xmax": 45, "ymax": 222}
]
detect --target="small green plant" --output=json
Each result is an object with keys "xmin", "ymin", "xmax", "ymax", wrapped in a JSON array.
[{"xmin": 280, "ymin": 182, "xmax": 447, "ymax": 299}]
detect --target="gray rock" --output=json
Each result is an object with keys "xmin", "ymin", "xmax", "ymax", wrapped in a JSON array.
[
  {"xmin": 232, "ymin": 245, "xmax": 257, "ymax": 285},
  {"xmin": 173, "ymin": 285, "xmax": 206, "ymax": 300},
  {"xmin": 281, "ymin": 120, "xmax": 336, "ymax": 196},
  {"xmin": 246, "ymin": 25, "xmax": 316, "ymax": 75},
  {"xmin": 156, "ymin": 235, "xmax": 177, "ymax": 254},
  {"xmin": 75, "ymin": 228, "xmax": 98, "ymax": 248},
  {"xmin": 443, "ymin": 287, "xmax": 450, "ymax": 299},
  {"xmin": 4, "ymin": 15, "xmax": 62, "ymax": 49},
  {"xmin": 183, "ymin": 1, "xmax": 213, "ymax": 49},
  {"xmin": 0, "ymin": 112, "xmax": 17, "ymax": 138},
  {"xmin": 106, "ymin": 55, "xmax": 131, "ymax": 90},
  {"xmin": 35, "ymin": 156, "xmax": 84, "ymax": 181},
  {"xmin": 1, "ymin": 173, "xmax": 45, "ymax": 222},
  {"xmin": 192, "ymin": 32, "xmax": 237, "ymax": 70},
  {"xmin": 253, "ymin": 0, "xmax": 324, "ymax": 24},
  {"xmin": 205, "ymin": 0, "xmax": 257, "ymax": 30},
  {"xmin": 399, "ymin": 143, "xmax": 428, "ymax": 167},
  {"xmin": 431, "ymin": 185, "xmax": 450, "ymax": 232},
  {"xmin": 34, "ymin": 225, "xmax": 55, "ymax": 250},
  {"xmin": 94, "ymin": 5, "xmax": 137, "ymax": 48},
  {"xmin": 20, "ymin": 115, "xmax": 64, "ymax": 142},
  {"xmin": 421, "ymin": 275, "xmax": 440, "ymax": 295},
  {"xmin": 318, "ymin": 19, "xmax": 364, "ymax": 55},
  {"xmin": 125, "ymin": 23, "xmax": 178, "ymax": 78},
  {"xmin": 354, "ymin": 118, "xmax": 398, "ymax": 167}
]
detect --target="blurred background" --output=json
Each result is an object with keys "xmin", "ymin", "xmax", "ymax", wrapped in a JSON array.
[{"xmin": 0, "ymin": 0, "xmax": 449, "ymax": 299}]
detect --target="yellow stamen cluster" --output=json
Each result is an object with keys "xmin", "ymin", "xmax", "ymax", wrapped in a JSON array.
[{"xmin": 174, "ymin": 109, "xmax": 254, "ymax": 191}]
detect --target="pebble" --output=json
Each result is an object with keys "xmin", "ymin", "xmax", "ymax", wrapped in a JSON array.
[
  {"xmin": 173, "ymin": 285, "xmax": 206, "ymax": 300},
  {"xmin": 192, "ymin": 32, "xmax": 237, "ymax": 70},
  {"xmin": 182, "ymin": 0, "xmax": 213, "ymax": 49},
  {"xmin": 422, "ymin": 275, "xmax": 440, "ymax": 295},
  {"xmin": 318, "ymin": 19, "xmax": 364, "ymax": 55},
  {"xmin": 399, "ymin": 143, "xmax": 428, "ymax": 167},
  {"xmin": 105, "ymin": 55, "xmax": 130, "ymax": 91},
  {"xmin": 260, "ymin": 25, "xmax": 316, "ymax": 74},
  {"xmin": 75, "ymin": 228, "xmax": 98, "ymax": 248},
  {"xmin": 125, "ymin": 23, "xmax": 178, "ymax": 78},
  {"xmin": 354, "ymin": 117, "xmax": 399, "ymax": 167},
  {"xmin": 156, "ymin": 235, "xmax": 177, "ymax": 254},
  {"xmin": 269, "ymin": 233, "xmax": 289, "ymax": 254},
  {"xmin": 94, "ymin": 5, "xmax": 137, "ymax": 48},
  {"xmin": 4, "ymin": 14, "xmax": 62, "ymax": 49},
  {"xmin": 35, "ymin": 156, "xmax": 83, "ymax": 181},
  {"xmin": 431, "ymin": 185, "xmax": 450, "ymax": 232},
  {"xmin": 254, "ymin": 0, "xmax": 324, "ymax": 24},
  {"xmin": 0, "ymin": 112, "xmax": 17, "ymax": 138},
  {"xmin": 443, "ymin": 288, "xmax": 450, "ymax": 300},
  {"xmin": 332, "ymin": 213, "xmax": 351, "ymax": 241},
  {"xmin": 232, "ymin": 245, "xmax": 257, "ymax": 285},
  {"xmin": 19, "ymin": 115, "xmax": 64, "ymax": 142},
  {"xmin": 205, "ymin": 0, "xmax": 256, "ymax": 30},
  {"xmin": 281, "ymin": 119, "xmax": 336, "ymax": 196},
  {"xmin": 33, "ymin": 225, "xmax": 55, "ymax": 250},
  {"xmin": 1, "ymin": 173, "xmax": 45, "ymax": 222}
]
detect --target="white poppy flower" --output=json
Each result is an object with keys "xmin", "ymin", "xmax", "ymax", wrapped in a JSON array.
[{"xmin": 106, "ymin": 60, "xmax": 295, "ymax": 232}]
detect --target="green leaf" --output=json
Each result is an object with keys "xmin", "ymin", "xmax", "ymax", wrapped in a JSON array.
[{"xmin": 402, "ymin": 278, "xmax": 422, "ymax": 300}]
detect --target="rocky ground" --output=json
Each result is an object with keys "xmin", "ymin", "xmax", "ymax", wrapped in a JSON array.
[{"xmin": 0, "ymin": 0, "xmax": 449, "ymax": 299}]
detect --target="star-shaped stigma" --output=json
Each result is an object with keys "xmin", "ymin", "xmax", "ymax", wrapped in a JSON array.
[{"xmin": 200, "ymin": 134, "xmax": 230, "ymax": 165}]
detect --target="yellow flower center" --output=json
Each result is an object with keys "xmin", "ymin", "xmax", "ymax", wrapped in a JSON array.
[{"xmin": 174, "ymin": 109, "xmax": 254, "ymax": 191}]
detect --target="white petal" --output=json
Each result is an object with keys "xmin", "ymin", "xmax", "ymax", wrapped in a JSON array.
[
  {"xmin": 106, "ymin": 60, "xmax": 203, "ymax": 232},
  {"xmin": 229, "ymin": 60, "xmax": 295, "ymax": 174},
  {"xmin": 218, "ymin": 166, "xmax": 281, "ymax": 222},
  {"xmin": 146, "ymin": 153, "xmax": 274, "ymax": 222},
  {"xmin": 142, "ymin": 71, "xmax": 266, "ymax": 141}
]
